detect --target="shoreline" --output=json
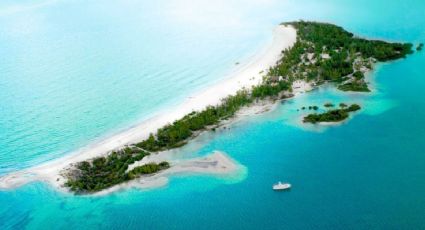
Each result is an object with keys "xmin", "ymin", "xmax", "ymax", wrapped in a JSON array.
[
  {"xmin": 92, "ymin": 151, "xmax": 245, "ymax": 196},
  {"xmin": 0, "ymin": 25, "xmax": 297, "ymax": 191}
]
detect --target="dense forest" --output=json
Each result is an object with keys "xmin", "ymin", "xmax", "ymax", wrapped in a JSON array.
[
  {"xmin": 65, "ymin": 21, "xmax": 413, "ymax": 194},
  {"xmin": 277, "ymin": 21, "xmax": 413, "ymax": 92},
  {"xmin": 65, "ymin": 147, "xmax": 169, "ymax": 193}
]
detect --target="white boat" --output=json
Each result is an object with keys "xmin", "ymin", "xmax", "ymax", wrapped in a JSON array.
[{"xmin": 273, "ymin": 181, "xmax": 291, "ymax": 191}]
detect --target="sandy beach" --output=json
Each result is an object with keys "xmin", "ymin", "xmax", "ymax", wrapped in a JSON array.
[
  {"xmin": 0, "ymin": 25, "xmax": 297, "ymax": 192},
  {"xmin": 93, "ymin": 151, "xmax": 244, "ymax": 196}
]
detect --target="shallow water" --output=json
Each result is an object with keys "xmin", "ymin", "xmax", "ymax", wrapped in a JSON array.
[{"xmin": 1, "ymin": 0, "xmax": 425, "ymax": 229}]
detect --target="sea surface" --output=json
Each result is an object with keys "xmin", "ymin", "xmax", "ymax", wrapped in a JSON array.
[{"xmin": 1, "ymin": 0, "xmax": 425, "ymax": 229}]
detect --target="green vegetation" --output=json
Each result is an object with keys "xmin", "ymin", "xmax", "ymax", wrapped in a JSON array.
[
  {"xmin": 65, "ymin": 21, "xmax": 413, "ymax": 194},
  {"xmin": 279, "ymin": 21, "xmax": 413, "ymax": 92},
  {"xmin": 136, "ymin": 81, "xmax": 291, "ymax": 152},
  {"xmin": 417, "ymin": 43, "xmax": 424, "ymax": 51},
  {"xmin": 64, "ymin": 147, "xmax": 169, "ymax": 193},
  {"xmin": 137, "ymin": 90, "xmax": 252, "ymax": 151},
  {"xmin": 324, "ymin": 103, "xmax": 335, "ymax": 107},
  {"xmin": 303, "ymin": 104, "xmax": 361, "ymax": 123},
  {"xmin": 353, "ymin": 71, "xmax": 365, "ymax": 80},
  {"xmin": 338, "ymin": 72, "xmax": 369, "ymax": 92},
  {"xmin": 338, "ymin": 81, "xmax": 371, "ymax": 92}
]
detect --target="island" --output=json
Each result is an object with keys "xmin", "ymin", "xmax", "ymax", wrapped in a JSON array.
[
  {"xmin": 303, "ymin": 103, "xmax": 361, "ymax": 123},
  {"xmin": 59, "ymin": 21, "xmax": 413, "ymax": 194}
]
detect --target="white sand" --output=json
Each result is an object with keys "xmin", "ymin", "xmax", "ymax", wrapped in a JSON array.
[
  {"xmin": 94, "ymin": 151, "xmax": 241, "ymax": 196},
  {"xmin": 292, "ymin": 80, "xmax": 313, "ymax": 95},
  {"xmin": 0, "ymin": 25, "xmax": 297, "ymax": 191}
]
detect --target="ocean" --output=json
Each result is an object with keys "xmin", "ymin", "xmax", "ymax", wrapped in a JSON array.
[{"xmin": 1, "ymin": 0, "xmax": 424, "ymax": 229}]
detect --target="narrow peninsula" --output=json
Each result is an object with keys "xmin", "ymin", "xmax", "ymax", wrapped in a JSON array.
[
  {"xmin": 64, "ymin": 21, "xmax": 413, "ymax": 194},
  {"xmin": 0, "ymin": 21, "xmax": 414, "ymax": 194},
  {"xmin": 61, "ymin": 22, "xmax": 413, "ymax": 194}
]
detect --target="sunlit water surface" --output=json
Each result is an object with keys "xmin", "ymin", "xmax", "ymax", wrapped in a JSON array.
[{"xmin": 0, "ymin": 0, "xmax": 424, "ymax": 229}]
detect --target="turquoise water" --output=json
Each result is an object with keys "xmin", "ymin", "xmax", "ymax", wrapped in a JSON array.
[
  {"xmin": 0, "ymin": 0, "xmax": 274, "ymax": 173},
  {"xmin": 1, "ymin": 0, "xmax": 425, "ymax": 229}
]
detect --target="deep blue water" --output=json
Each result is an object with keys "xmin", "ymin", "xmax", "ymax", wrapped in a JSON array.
[{"xmin": 1, "ymin": 0, "xmax": 425, "ymax": 229}]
